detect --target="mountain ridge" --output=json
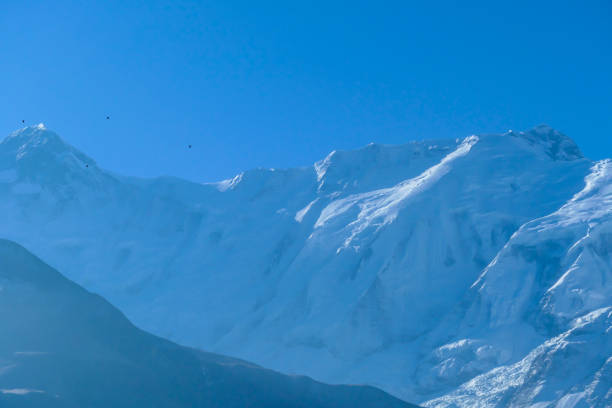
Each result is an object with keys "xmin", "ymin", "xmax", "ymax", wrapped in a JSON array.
[
  {"xmin": 0, "ymin": 123, "xmax": 584, "ymax": 189},
  {"xmin": 0, "ymin": 125, "xmax": 609, "ymax": 407}
]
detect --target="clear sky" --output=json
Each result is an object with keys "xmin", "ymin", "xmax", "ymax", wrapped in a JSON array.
[{"xmin": 2, "ymin": 0, "xmax": 611, "ymax": 182}]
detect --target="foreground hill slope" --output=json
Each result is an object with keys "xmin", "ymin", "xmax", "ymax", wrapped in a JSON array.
[
  {"xmin": 0, "ymin": 124, "xmax": 610, "ymax": 406},
  {"xmin": 0, "ymin": 239, "xmax": 414, "ymax": 408}
]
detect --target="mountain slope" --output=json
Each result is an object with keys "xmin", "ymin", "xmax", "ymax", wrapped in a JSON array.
[
  {"xmin": 0, "ymin": 124, "xmax": 609, "ymax": 406},
  {"xmin": 418, "ymin": 159, "xmax": 612, "ymax": 407},
  {"xmin": 0, "ymin": 239, "xmax": 414, "ymax": 408}
]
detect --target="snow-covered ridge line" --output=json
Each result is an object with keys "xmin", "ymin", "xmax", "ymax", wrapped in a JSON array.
[
  {"xmin": 315, "ymin": 135, "xmax": 479, "ymax": 250},
  {"xmin": 0, "ymin": 124, "xmax": 581, "ymax": 188}
]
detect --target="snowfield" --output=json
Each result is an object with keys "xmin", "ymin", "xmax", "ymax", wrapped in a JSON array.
[{"xmin": 0, "ymin": 124, "xmax": 610, "ymax": 407}]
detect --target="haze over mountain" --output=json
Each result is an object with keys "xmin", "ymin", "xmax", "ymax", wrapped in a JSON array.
[
  {"xmin": 0, "ymin": 124, "xmax": 610, "ymax": 407},
  {"xmin": 0, "ymin": 239, "xmax": 413, "ymax": 408}
]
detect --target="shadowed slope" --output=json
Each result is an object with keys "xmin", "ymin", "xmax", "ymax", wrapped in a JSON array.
[{"xmin": 0, "ymin": 239, "xmax": 415, "ymax": 408}]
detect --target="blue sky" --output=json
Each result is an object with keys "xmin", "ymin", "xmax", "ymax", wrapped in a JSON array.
[{"xmin": 1, "ymin": 0, "xmax": 611, "ymax": 182}]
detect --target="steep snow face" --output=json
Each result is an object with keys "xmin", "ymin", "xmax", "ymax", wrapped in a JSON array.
[
  {"xmin": 0, "ymin": 125, "xmax": 607, "ymax": 407},
  {"xmin": 418, "ymin": 160, "xmax": 612, "ymax": 407},
  {"xmin": 473, "ymin": 159, "xmax": 612, "ymax": 329},
  {"xmin": 314, "ymin": 136, "xmax": 479, "ymax": 247},
  {"xmin": 0, "ymin": 239, "xmax": 413, "ymax": 408}
]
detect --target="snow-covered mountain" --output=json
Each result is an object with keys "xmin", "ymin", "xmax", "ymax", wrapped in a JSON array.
[
  {"xmin": 0, "ymin": 124, "xmax": 610, "ymax": 406},
  {"xmin": 420, "ymin": 159, "xmax": 612, "ymax": 407},
  {"xmin": 0, "ymin": 239, "xmax": 413, "ymax": 407}
]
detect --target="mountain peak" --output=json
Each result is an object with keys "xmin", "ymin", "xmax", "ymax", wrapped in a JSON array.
[
  {"xmin": 508, "ymin": 124, "xmax": 583, "ymax": 161},
  {"xmin": 2, "ymin": 125, "xmax": 70, "ymax": 157},
  {"xmin": 0, "ymin": 126, "xmax": 97, "ymax": 187}
]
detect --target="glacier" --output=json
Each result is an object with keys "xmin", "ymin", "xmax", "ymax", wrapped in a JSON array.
[{"xmin": 0, "ymin": 124, "xmax": 610, "ymax": 406}]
